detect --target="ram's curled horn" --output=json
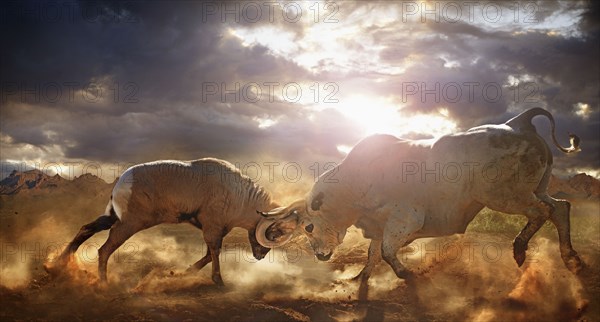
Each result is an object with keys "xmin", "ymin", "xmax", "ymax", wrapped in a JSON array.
[
  {"xmin": 256, "ymin": 206, "xmax": 287, "ymax": 219},
  {"xmin": 256, "ymin": 210, "xmax": 268, "ymax": 217},
  {"xmin": 255, "ymin": 202, "xmax": 306, "ymax": 248},
  {"xmin": 255, "ymin": 216, "xmax": 294, "ymax": 248}
]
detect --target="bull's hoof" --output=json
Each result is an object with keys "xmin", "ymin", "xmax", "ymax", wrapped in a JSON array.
[
  {"xmin": 564, "ymin": 254, "xmax": 583, "ymax": 274},
  {"xmin": 513, "ymin": 250, "xmax": 526, "ymax": 267}
]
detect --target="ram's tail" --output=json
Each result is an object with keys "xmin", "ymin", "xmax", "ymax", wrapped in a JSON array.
[{"xmin": 505, "ymin": 107, "xmax": 581, "ymax": 153}]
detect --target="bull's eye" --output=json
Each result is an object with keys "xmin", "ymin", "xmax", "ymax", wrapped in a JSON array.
[{"xmin": 305, "ymin": 223, "xmax": 314, "ymax": 233}]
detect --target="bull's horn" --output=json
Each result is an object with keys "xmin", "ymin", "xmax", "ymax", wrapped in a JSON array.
[{"xmin": 255, "ymin": 217, "xmax": 294, "ymax": 248}]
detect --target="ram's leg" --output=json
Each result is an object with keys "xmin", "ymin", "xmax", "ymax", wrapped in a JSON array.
[
  {"xmin": 381, "ymin": 207, "xmax": 424, "ymax": 281},
  {"xmin": 546, "ymin": 197, "xmax": 582, "ymax": 273},
  {"xmin": 186, "ymin": 222, "xmax": 212, "ymax": 272},
  {"xmin": 98, "ymin": 220, "xmax": 141, "ymax": 283},
  {"xmin": 47, "ymin": 213, "xmax": 117, "ymax": 273},
  {"xmin": 355, "ymin": 239, "xmax": 382, "ymax": 301},
  {"xmin": 203, "ymin": 228, "xmax": 229, "ymax": 286},
  {"xmin": 188, "ymin": 248, "xmax": 212, "ymax": 271},
  {"xmin": 207, "ymin": 240, "xmax": 223, "ymax": 286}
]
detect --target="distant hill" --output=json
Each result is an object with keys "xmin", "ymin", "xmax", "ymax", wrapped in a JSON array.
[
  {"xmin": 0, "ymin": 170, "xmax": 114, "ymax": 242},
  {"xmin": 549, "ymin": 173, "xmax": 600, "ymax": 201},
  {"xmin": 0, "ymin": 170, "xmax": 111, "ymax": 195},
  {"xmin": 1, "ymin": 169, "xmax": 598, "ymax": 200}
]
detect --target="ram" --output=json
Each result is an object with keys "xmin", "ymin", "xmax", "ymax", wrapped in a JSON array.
[
  {"xmin": 257, "ymin": 108, "xmax": 582, "ymax": 300},
  {"xmin": 47, "ymin": 158, "xmax": 277, "ymax": 285}
]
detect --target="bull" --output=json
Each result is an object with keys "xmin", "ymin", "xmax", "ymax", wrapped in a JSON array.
[{"xmin": 256, "ymin": 108, "xmax": 582, "ymax": 300}]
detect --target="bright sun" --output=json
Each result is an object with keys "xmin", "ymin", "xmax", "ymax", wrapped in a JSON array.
[{"xmin": 330, "ymin": 95, "xmax": 458, "ymax": 140}]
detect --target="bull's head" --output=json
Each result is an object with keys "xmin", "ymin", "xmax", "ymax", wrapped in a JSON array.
[{"xmin": 256, "ymin": 191, "xmax": 347, "ymax": 261}]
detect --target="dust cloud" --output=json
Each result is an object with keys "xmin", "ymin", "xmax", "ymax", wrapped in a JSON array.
[{"xmin": 1, "ymin": 189, "xmax": 598, "ymax": 320}]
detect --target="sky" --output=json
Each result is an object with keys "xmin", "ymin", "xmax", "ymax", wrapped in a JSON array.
[{"xmin": 1, "ymin": 0, "xmax": 599, "ymax": 185}]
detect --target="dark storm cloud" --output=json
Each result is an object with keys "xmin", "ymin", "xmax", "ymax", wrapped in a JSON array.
[
  {"xmin": 580, "ymin": 0, "xmax": 600, "ymax": 32},
  {"xmin": 367, "ymin": 11, "xmax": 598, "ymax": 118},
  {"xmin": 0, "ymin": 0, "xmax": 356, "ymax": 164},
  {"xmin": 0, "ymin": 0, "xmax": 309, "ymax": 110},
  {"xmin": 0, "ymin": 0, "xmax": 598, "ymax": 175},
  {"xmin": 342, "ymin": 2, "xmax": 599, "ymax": 170}
]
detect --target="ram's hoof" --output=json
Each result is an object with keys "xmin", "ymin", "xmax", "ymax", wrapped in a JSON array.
[
  {"xmin": 357, "ymin": 282, "xmax": 369, "ymax": 302},
  {"xmin": 43, "ymin": 255, "xmax": 70, "ymax": 277},
  {"xmin": 350, "ymin": 272, "xmax": 363, "ymax": 282},
  {"xmin": 43, "ymin": 262, "xmax": 58, "ymax": 276},
  {"xmin": 395, "ymin": 268, "xmax": 415, "ymax": 282},
  {"xmin": 513, "ymin": 240, "xmax": 527, "ymax": 267},
  {"xmin": 212, "ymin": 275, "xmax": 225, "ymax": 287},
  {"xmin": 564, "ymin": 254, "xmax": 583, "ymax": 274}
]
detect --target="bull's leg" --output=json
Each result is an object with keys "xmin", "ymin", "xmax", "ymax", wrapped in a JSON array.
[
  {"xmin": 547, "ymin": 198, "xmax": 582, "ymax": 273},
  {"xmin": 352, "ymin": 239, "xmax": 382, "ymax": 280},
  {"xmin": 51, "ymin": 214, "xmax": 117, "ymax": 270},
  {"xmin": 98, "ymin": 220, "xmax": 141, "ymax": 283},
  {"xmin": 354, "ymin": 239, "xmax": 382, "ymax": 301},
  {"xmin": 507, "ymin": 194, "xmax": 554, "ymax": 267},
  {"xmin": 381, "ymin": 207, "xmax": 424, "ymax": 281},
  {"xmin": 513, "ymin": 216, "xmax": 548, "ymax": 267},
  {"xmin": 528, "ymin": 165, "xmax": 581, "ymax": 273}
]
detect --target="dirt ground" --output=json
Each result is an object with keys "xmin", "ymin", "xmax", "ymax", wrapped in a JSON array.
[{"xmin": 1, "ymin": 201, "xmax": 599, "ymax": 321}]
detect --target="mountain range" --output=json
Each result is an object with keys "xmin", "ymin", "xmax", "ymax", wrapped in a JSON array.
[
  {"xmin": 0, "ymin": 169, "xmax": 112, "ymax": 195},
  {"xmin": 1, "ymin": 169, "xmax": 599, "ymax": 200}
]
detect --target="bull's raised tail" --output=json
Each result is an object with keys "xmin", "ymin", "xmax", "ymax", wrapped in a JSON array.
[{"xmin": 505, "ymin": 107, "xmax": 581, "ymax": 153}]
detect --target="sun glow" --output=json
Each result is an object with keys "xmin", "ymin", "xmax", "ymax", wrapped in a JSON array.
[
  {"xmin": 253, "ymin": 116, "xmax": 278, "ymax": 129},
  {"xmin": 326, "ymin": 95, "xmax": 457, "ymax": 140},
  {"xmin": 331, "ymin": 95, "xmax": 402, "ymax": 136}
]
